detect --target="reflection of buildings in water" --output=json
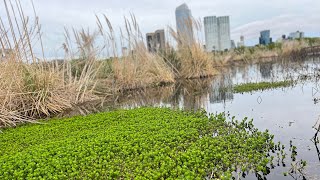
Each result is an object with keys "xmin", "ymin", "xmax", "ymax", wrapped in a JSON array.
[
  {"xmin": 181, "ymin": 93, "xmax": 208, "ymax": 111},
  {"xmin": 180, "ymin": 80, "xmax": 211, "ymax": 111},
  {"xmin": 209, "ymin": 75, "xmax": 234, "ymax": 104},
  {"xmin": 235, "ymin": 65, "xmax": 250, "ymax": 81},
  {"xmin": 228, "ymin": 66, "xmax": 238, "ymax": 80},
  {"xmin": 111, "ymin": 86, "xmax": 175, "ymax": 109},
  {"xmin": 164, "ymin": 79, "xmax": 213, "ymax": 111},
  {"xmin": 93, "ymin": 77, "xmax": 234, "ymax": 113},
  {"xmin": 259, "ymin": 62, "xmax": 273, "ymax": 79}
]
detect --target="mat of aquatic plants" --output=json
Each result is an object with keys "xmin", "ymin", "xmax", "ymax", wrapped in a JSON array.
[
  {"xmin": 233, "ymin": 81, "xmax": 294, "ymax": 93},
  {"xmin": 0, "ymin": 108, "xmax": 284, "ymax": 179}
]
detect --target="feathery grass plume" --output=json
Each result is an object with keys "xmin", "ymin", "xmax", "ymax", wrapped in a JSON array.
[
  {"xmin": 167, "ymin": 18, "xmax": 217, "ymax": 79},
  {"xmin": 0, "ymin": 0, "xmax": 98, "ymax": 127},
  {"xmin": 96, "ymin": 14, "xmax": 175, "ymax": 91}
]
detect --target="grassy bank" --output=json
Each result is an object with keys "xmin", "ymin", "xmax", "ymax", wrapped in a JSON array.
[
  {"xmin": 214, "ymin": 38, "xmax": 320, "ymax": 65},
  {"xmin": 233, "ymin": 81, "xmax": 294, "ymax": 93},
  {"xmin": 0, "ymin": 108, "xmax": 280, "ymax": 179}
]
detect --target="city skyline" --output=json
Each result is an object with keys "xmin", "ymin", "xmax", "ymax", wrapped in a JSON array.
[{"xmin": 1, "ymin": 0, "xmax": 319, "ymax": 57}]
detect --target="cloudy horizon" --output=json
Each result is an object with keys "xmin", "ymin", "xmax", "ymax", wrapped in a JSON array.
[{"xmin": 1, "ymin": 0, "xmax": 320, "ymax": 58}]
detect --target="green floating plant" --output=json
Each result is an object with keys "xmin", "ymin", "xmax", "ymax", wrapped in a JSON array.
[
  {"xmin": 0, "ymin": 107, "xmax": 282, "ymax": 179},
  {"xmin": 233, "ymin": 81, "xmax": 294, "ymax": 93}
]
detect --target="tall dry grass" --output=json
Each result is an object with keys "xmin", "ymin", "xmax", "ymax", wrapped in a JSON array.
[
  {"xmin": 167, "ymin": 18, "xmax": 217, "ymax": 79},
  {"xmin": 0, "ymin": 0, "xmax": 98, "ymax": 127},
  {"xmin": 281, "ymin": 40, "xmax": 308, "ymax": 56},
  {"xmin": 96, "ymin": 15, "xmax": 175, "ymax": 91}
]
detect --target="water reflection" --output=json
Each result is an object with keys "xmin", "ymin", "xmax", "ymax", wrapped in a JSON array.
[
  {"xmin": 209, "ymin": 74, "xmax": 233, "ymax": 104},
  {"xmin": 114, "ymin": 77, "xmax": 232, "ymax": 111},
  {"xmin": 111, "ymin": 76, "xmax": 235, "ymax": 111},
  {"xmin": 260, "ymin": 62, "xmax": 273, "ymax": 79},
  {"xmin": 62, "ymin": 58, "xmax": 320, "ymax": 118},
  {"xmin": 60, "ymin": 58, "xmax": 320, "ymax": 180},
  {"xmin": 315, "ymin": 142, "xmax": 320, "ymax": 162},
  {"xmin": 99, "ymin": 59, "xmax": 315, "ymax": 111}
]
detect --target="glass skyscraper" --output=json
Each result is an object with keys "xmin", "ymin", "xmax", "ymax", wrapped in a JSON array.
[
  {"xmin": 175, "ymin": 3, "xmax": 194, "ymax": 45},
  {"xmin": 204, "ymin": 16, "xmax": 231, "ymax": 52},
  {"xmin": 259, "ymin": 30, "xmax": 272, "ymax": 45}
]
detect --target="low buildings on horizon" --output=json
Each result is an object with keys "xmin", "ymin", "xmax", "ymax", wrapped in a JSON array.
[{"xmin": 288, "ymin": 31, "xmax": 305, "ymax": 40}]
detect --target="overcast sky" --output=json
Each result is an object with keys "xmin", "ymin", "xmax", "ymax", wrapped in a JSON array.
[{"xmin": 1, "ymin": 0, "xmax": 320, "ymax": 58}]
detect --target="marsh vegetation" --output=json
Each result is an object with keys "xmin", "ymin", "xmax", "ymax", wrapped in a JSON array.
[
  {"xmin": 233, "ymin": 81, "xmax": 295, "ymax": 93},
  {"xmin": 1, "ymin": 0, "xmax": 320, "ymax": 127},
  {"xmin": 1, "ymin": 0, "xmax": 320, "ymax": 179}
]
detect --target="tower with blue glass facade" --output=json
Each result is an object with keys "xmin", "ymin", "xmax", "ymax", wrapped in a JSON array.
[{"xmin": 259, "ymin": 30, "xmax": 272, "ymax": 45}]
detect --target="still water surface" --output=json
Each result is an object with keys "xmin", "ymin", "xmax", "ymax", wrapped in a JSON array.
[{"xmin": 66, "ymin": 58, "xmax": 320, "ymax": 179}]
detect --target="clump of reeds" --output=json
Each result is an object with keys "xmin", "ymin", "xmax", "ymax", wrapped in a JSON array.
[
  {"xmin": 167, "ymin": 18, "xmax": 217, "ymax": 79},
  {"xmin": 96, "ymin": 15, "xmax": 175, "ymax": 91},
  {"xmin": 0, "ymin": 0, "xmax": 98, "ymax": 127},
  {"xmin": 281, "ymin": 40, "xmax": 308, "ymax": 57}
]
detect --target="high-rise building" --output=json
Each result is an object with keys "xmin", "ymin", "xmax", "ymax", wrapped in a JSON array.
[
  {"xmin": 204, "ymin": 16, "xmax": 218, "ymax": 51},
  {"xmin": 204, "ymin": 16, "xmax": 231, "ymax": 52},
  {"xmin": 146, "ymin": 29, "xmax": 166, "ymax": 53},
  {"xmin": 231, "ymin": 40, "xmax": 236, "ymax": 49},
  {"xmin": 218, "ymin": 16, "xmax": 231, "ymax": 51},
  {"xmin": 288, "ymin": 31, "xmax": 305, "ymax": 39},
  {"xmin": 259, "ymin": 30, "xmax": 272, "ymax": 45},
  {"xmin": 237, "ymin": 35, "xmax": 245, "ymax": 47},
  {"xmin": 175, "ymin": 3, "xmax": 194, "ymax": 45},
  {"xmin": 240, "ymin": 35, "xmax": 244, "ymax": 42}
]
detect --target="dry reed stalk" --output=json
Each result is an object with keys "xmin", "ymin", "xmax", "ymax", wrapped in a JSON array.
[
  {"xmin": 168, "ymin": 18, "xmax": 217, "ymax": 79},
  {"xmin": 96, "ymin": 15, "xmax": 175, "ymax": 91},
  {"xmin": 0, "ymin": 0, "xmax": 98, "ymax": 127}
]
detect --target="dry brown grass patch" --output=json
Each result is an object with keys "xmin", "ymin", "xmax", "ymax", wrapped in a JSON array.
[{"xmin": 0, "ymin": 0, "xmax": 98, "ymax": 127}]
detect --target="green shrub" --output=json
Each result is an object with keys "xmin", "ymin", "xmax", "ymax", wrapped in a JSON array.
[{"xmin": 0, "ymin": 108, "xmax": 279, "ymax": 179}]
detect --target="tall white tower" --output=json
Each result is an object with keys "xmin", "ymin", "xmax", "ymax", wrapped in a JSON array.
[{"xmin": 204, "ymin": 16, "xmax": 231, "ymax": 51}]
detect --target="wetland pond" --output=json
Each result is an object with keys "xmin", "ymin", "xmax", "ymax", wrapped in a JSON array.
[{"xmin": 64, "ymin": 57, "xmax": 320, "ymax": 179}]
